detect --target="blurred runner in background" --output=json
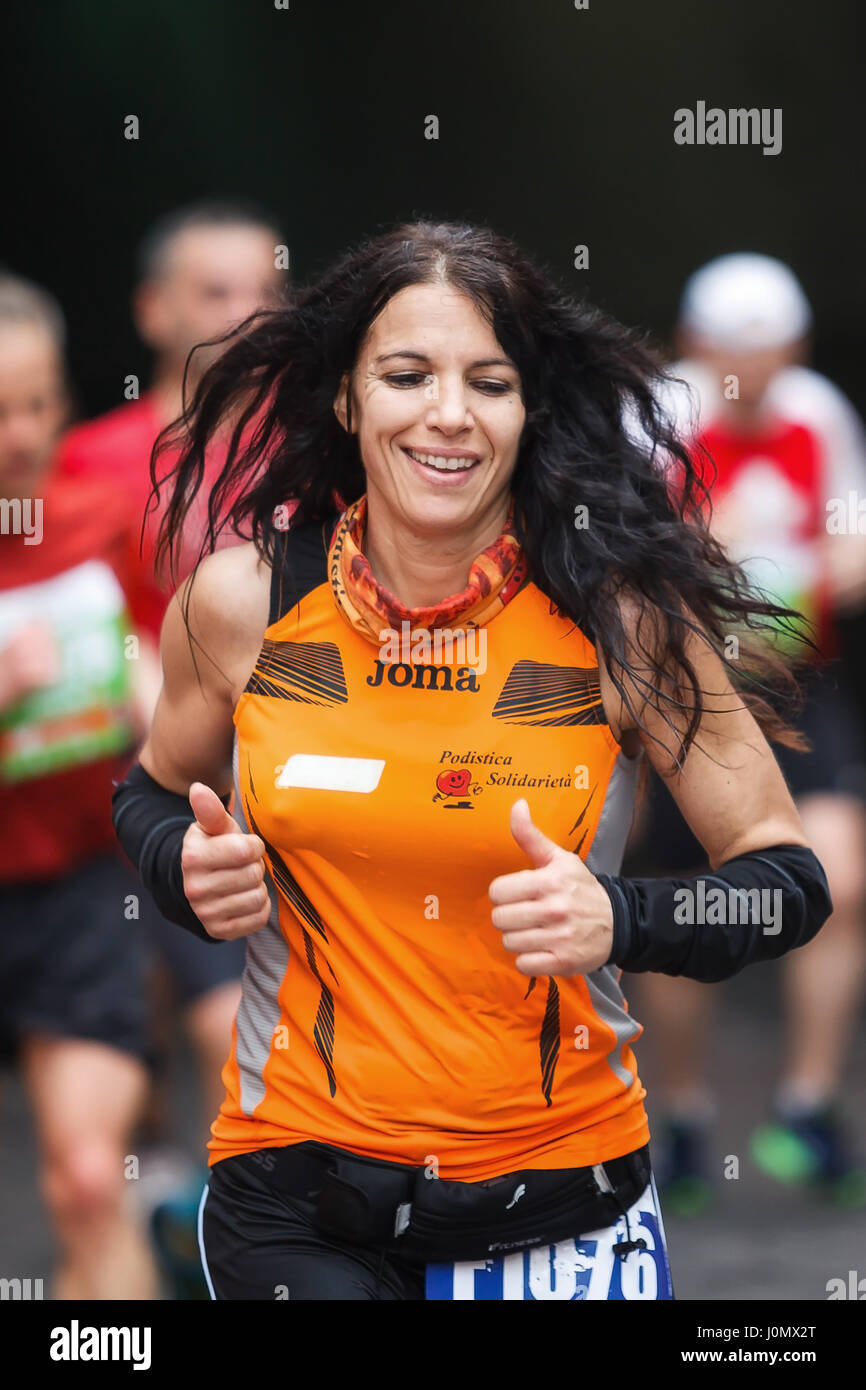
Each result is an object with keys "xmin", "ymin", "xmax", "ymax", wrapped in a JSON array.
[
  {"xmin": 56, "ymin": 200, "xmax": 288, "ymax": 1294},
  {"xmin": 624, "ymin": 254, "xmax": 866, "ymax": 1213},
  {"xmin": 57, "ymin": 199, "xmax": 287, "ymax": 647},
  {"xmin": 0, "ymin": 273, "xmax": 160, "ymax": 1297}
]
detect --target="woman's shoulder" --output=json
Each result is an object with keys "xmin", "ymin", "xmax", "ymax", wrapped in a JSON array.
[
  {"xmin": 167, "ymin": 540, "xmax": 273, "ymax": 701},
  {"xmin": 184, "ymin": 539, "xmax": 271, "ymax": 625}
]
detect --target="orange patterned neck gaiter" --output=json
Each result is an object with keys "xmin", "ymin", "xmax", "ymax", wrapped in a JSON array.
[{"xmin": 327, "ymin": 494, "xmax": 529, "ymax": 645}]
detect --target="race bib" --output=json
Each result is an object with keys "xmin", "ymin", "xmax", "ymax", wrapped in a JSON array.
[
  {"xmin": 425, "ymin": 1180, "xmax": 673, "ymax": 1300},
  {"xmin": 0, "ymin": 560, "xmax": 136, "ymax": 782},
  {"xmin": 734, "ymin": 548, "xmax": 820, "ymax": 656},
  {"xmin": 711, "ymin": 461, "xmax": 823, "ymax": 657}
]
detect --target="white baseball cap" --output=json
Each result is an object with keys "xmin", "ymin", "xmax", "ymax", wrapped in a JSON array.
[{"xmin": 679, "ymin": 253, "xmax": 813, "ymax": 350}]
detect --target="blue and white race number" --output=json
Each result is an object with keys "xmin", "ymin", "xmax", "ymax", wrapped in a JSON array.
[{"xmin": 425, "ymin": 1179, "xmax": 674, "ymax": 1300}]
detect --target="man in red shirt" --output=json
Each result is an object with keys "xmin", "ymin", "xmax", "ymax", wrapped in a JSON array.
[
  {"xmin": 57, "ymin": 200, "xmax": 287, "ymax": 642},
  {"xmin": 0, "ymin": 273, "xmax": 161, "ymax": 1297}
]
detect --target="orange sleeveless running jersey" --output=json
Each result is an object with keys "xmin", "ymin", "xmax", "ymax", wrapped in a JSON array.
[{"xmin": 208, "ymin": 524, "xmax": 650, "ymax": 1180}]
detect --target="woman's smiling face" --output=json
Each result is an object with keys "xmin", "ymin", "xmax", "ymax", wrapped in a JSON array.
[{"xmin": 334, "ymin": 281, "xmax": 527, "ymax": 533}]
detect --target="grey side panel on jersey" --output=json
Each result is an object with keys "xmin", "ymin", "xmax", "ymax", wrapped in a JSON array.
[
  {"xmin": 584, "ymin": 750, "xmax": 643, "ymax": 1087},
  {"xmin": 230, "ymin": 734, "xmax": 289, "ymax": 1116},
  {"xmin": 584, "ymin": 748, "xmax": 641, "ymax": 879}
]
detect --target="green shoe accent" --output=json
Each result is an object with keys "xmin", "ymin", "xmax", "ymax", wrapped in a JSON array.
[
  {"xmin": 660, "ymin": 1176, "xmax": 714, "ymax": 1218},
  {"xmin": 823, "ymin": 1168, "xmax": 866, "ymax": 1210},
  {"xmin": 750, "ymin": 1123, "xmax": 817, "ymax": 1183}
]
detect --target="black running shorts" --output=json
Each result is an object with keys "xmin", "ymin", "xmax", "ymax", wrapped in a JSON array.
[
  {"xmin": 200, "ymin": 1151, "xmax": 427, "ymax": 1300},
  {"xmin": 0, "ymin": 850, "xmax": 153, "ymax": 1067},
  {"xmin": 198, "ymin": 1147, "xmax": 674, "ymax": 1301}
]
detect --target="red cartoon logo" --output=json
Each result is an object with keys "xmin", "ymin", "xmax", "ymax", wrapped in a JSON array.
[
  {"xmin": 433, "ymin": 767, "xmax": 479, "ymax": 809},
  {"xmin": 436, "ymin": 769, "xmax": 471, "ymax": 797}
]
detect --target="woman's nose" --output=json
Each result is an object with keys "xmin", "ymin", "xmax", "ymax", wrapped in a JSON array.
[{"xmin": 424, "ymin": 377, "xmax": 473, "ymax": 431}]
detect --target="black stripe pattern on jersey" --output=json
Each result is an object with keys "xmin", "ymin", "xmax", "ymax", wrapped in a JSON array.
[
  {"xmin": 523, "ymin": 974, "xmax": 562, "ymax": 1105},
  {"xmin": 492, "ymin": 661, "xmax": 606, "ymax": 726},
  {"xmin": 540, "ymin": 977, "xmax": 561, "ymax": 1106},
  {"xmin": 571, "ymin": 782, "xmax": 599, "ymax": 856},
  {"xmin": 244, "ymin": 639, "xmax": 348, "ymax": 705},
  {"xmin": 244, "ymin": 802, "xmax": 340, "ymax": 1097},
  {"xmin": 302, "ymin": 928, "xmax": 337, "ymax": 1099}
]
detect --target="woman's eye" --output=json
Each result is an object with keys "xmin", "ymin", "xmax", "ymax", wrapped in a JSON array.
[
  {"xmin": 384, "ymin": 373, "xmax": 513, "ymax": 395},
  {"xmin": 385, "ymin": 372, "xmax": 427, "ymax": 387},
  {"xmin": 472, "ymin": 379, "xmax": 512, "ymax": 395}
]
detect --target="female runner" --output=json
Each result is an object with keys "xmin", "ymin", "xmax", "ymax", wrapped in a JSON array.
[{"xmin": 113, "ymin": 220, "xmax": 831, "ymax": 1300}]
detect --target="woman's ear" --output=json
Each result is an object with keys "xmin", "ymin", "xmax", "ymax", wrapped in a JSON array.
[{"xmin": 333, "ymin": 374, "xmax": 351, "ymax": 432}]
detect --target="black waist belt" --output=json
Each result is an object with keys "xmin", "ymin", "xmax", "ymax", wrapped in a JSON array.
[{"xmin": 228, "ymin": 1139, "xmax": 653, "ymax": 1264}]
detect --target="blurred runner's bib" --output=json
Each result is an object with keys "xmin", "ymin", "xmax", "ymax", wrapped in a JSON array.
[
  {"xmin": 693, "ymin": 418, "xmax": 832, "ymax": 660},
  {"xmin": 0, "ymin": 560, "xmax": 135, "ymax": 782}
]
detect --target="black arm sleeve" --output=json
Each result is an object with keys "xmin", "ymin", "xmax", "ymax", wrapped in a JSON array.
[
  {"xmin": 596, "ymin": 843, "xmax": 832, "ymax": 982},
  {"xmin": 112, "ymin": 762, "xmax": 230, "ymax": 945}
]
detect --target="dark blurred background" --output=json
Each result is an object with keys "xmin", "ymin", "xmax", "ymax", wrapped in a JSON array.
[
  {"xmin": 3, "ymin": 0, "xmax": 862, "ymax": 411},
  {"xmin": 4, "ymin": 0, "xmax": 864, "ymax": 683}
]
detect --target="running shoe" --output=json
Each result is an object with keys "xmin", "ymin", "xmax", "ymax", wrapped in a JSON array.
[
  {"xmin": 750, "ymin": 1102, "xmax": 866, "ymax": 1207},
  {"xmin": 653, "ymin": 1116, "xmax": 715, "ymax": 1217},
  {"xmin": 150, "ymin": 1171, "xmax": 211, "ymax": 1300}
]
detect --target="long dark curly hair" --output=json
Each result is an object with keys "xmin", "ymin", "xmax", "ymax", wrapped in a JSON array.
[{"xmin": 150, "ymin": 218, "xmax": 816, "ymax": 771}]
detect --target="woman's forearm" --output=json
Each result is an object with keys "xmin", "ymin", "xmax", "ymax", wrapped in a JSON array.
[{"xmin": 598, "ymin": 842, "xmax": 832, "ymax": 982}]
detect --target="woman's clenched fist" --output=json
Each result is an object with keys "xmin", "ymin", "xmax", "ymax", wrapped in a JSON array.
[
  {"xmin": 181, "ymin": 783, "xmax": 271, "ymax": 940},
  {"xmin": 488, "ymin": 799, "xmax": 615, "ymax": 976}
]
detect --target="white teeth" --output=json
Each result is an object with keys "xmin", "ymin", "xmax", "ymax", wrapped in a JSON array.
[{"xmin": 405, "ymin": 447, "xmax": 477, "ymax": 472}]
